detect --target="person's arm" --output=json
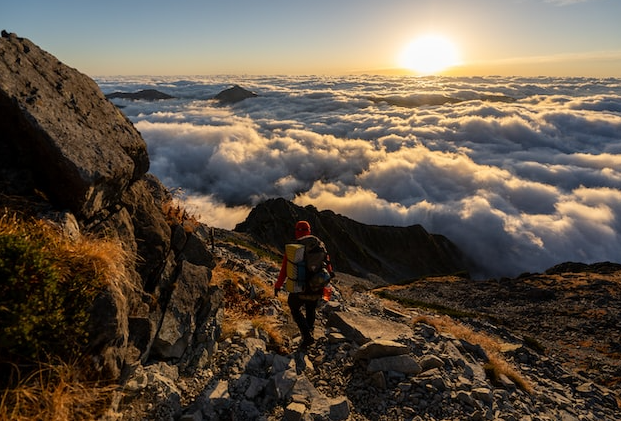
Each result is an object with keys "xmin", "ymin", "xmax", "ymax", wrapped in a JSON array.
[
  {"xmin": 274, "ymin": 255, "xmax": 288, "ymax": 292},
  {"xmin": 325, "ymin": 254, "xmax": 335, "ymax": 278}
]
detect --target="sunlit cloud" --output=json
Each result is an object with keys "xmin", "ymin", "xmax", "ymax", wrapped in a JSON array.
[{"xmin": 99, "ymin": 75, "xmax": 621, "ymax": 278}]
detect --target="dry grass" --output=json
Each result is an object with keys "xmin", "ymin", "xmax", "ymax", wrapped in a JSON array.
[
  {"xmin": 0, "ymin": 211, "xmax": 133, "ymax": 420},
  {"xmin": 210, "ymin": 265, "xmax": 285, "ymax": 349},
  {"xmin": 0, "ymin": 359, "xmax": 114, "ymax": 421},
  {"xmin": 161, "ymin": 192, "xmax": 201, "ymax": 233},
  {"xmin": 412, "ymin": 314, "xmax": 534, "ymax": 393}
]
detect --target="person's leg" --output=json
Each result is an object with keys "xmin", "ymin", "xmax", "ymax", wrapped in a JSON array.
[
  {"xmin": 288, "ymin": 293, "xmax": 311, "ymax": 340},
  {"xmin": 304, "ymin": 298, "xmax": 318, "ymax": 337}
]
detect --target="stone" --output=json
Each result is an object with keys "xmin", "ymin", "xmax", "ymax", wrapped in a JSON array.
[
  {"xmin": 244, "ymin": 337, "xmax": 266, "ymax": 354},
  {"xmin": 179, "ymin": 231, "xmax": 215, "ymax": 269},
  {"xmin": 328, "ymin": 331, "xmax": 347, "ymax": 343},
  {"xmin": 370, "ymin": 371, "xmax": 387, "ymax": 389},
  {"xmin": 271, "ymin": 366, "xmax": 298, "ymax": 400},
  {"xmin": 354, "ymin": 339, "xmax": 410, "ymax": 361},
  {"xmin": 272, "ymin": 354, "xmax": 295, "ymax": 374},
  {"xmin": 290, "ymin": 375, "xmax": 323, "ymax": 402},
  {"xmin": 420, "ymin": 354, "xmax": 445, "ymax": 371},
  {"xmin": 497, "ymin": 373, "xmax": 516, "ymax": 390},
  {"xmin": 368, "ymin": 355, "xmax": 422, "ymax": 375},
  {"xmin": 150, "ymin": 261, "xmax": 213, "ymax": 359},
  {"xmin": 328, "ymin": 397, "xmax": 351, "ymax": 421},
  {"xmin": 284, "ymin": 402, "xmax": 306, "ymax": 421},
  {"xmin": 472, "ymin": 387, "xmax": 494, "ymax": 405},
  {"xmin": 121, "ymin": 179, "xmax": 172, "ymax": 287},
  {"xmin": 327, "ymin": 310, "xmax": 413, "ymax": 345},
  {"xmin": 459, "ymin": 339, "xmax": 489, "ymax": 362},
  {"xmin": 245, "ymin": 376, "xmax": 269, "ymax": 399},
  {"xmin": 208, "ymin": 380, "xmax": 230, "ymax": 407}
]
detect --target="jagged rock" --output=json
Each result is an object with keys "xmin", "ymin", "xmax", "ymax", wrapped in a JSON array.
[
  {"xmin": 353, "ymin": 339, "xmax": 410, "ymax": 361},
  {"xmin": 207, "ymin": 380, "xmax": 230, "ymax": 408},
  {"xmin": 235, "ymin": 197, "xmax": 470, "ymax": 282},
  {"xmin": 213, "ymin": 84, "xmax": 257, "ymax": 104},
  {"xmin": 120, "ymin": 178, "xmax": 172, "ymax": 288},
  {"xmin": 178, "ymin": 231, "xmax": 215, "ymax": 269},
  {"xmin": 0, "ymin": 31, "xmax": 149, "ymax": 219},
  {"xmin": 0, "ymin": 33, "xmax": 208, "ymax": 378},
  {"xmin": 327, "ymin": 309, "xmax": 413, "ymax": 345},
  {"xmin": 150, "ymin": 260, "xmax": 214, "ymax": 360},
  {"xmin": 106, "ymin": 89, "xmax": 175, "ymax": 101},
  {"xmin": 311, "ymin": 396, "xmax": 351, "ymax": 420},
  {"xmin": 419, "ymin": 354, "xmax": 445, "ymax": 371},
  {"xmin": 270, "ymin": 364, "xmax": 298, "ymax": 400},
  {"xmin": 284, "ymin": 402, "xmax": 306, "ymax": 421}
]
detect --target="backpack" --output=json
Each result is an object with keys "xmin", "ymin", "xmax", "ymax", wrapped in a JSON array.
[{"xmin": 285, "ymin": 235, "xmax": 331, "ymax": 293}]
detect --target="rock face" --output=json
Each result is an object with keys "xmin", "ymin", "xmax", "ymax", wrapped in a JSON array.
[
  {"xmin": 0, "ymin": 32, "xmax": 221, "ymax": 378},
  {"xmin": 235, "ymin": 197, "xmax": 470, "ymax": 282},
  {"xmin": 0, "ymin": 32, "xmax": 149, "ymax": 219}
]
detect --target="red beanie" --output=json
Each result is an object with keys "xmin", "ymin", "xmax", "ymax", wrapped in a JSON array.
[{"xmin": 295, "ymin": 220, "xmax": 311, "ymax": 238}]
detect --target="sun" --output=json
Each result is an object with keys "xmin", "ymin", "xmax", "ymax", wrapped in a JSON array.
[{"xmin": 399, "ymin": 34, "xmax": 461, "ymax": 75}]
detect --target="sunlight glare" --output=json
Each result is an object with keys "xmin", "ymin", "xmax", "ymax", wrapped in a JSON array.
[{"xmin": 400, "ymin": 34, "xmax": 461, "ymax": 75}]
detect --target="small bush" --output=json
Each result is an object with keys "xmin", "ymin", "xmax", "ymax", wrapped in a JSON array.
[{"xmin": 0, "ymin": 213, "xmax": 126, "ymax": 366}]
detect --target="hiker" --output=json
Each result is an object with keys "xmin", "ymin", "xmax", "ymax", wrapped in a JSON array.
[{"xmin": 274, "ymin": 220, "xmax": 334, "ymax": 348}]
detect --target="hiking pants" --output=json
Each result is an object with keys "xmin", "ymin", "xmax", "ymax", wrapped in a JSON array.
[{"xmin": 287, "ymin": 293, "xmax": 318, "ymax": 341}]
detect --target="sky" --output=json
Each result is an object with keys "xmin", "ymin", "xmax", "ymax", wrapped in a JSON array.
[{"xmin": 2, "ymin": 0, "xmax": 621, "ymax": 77}]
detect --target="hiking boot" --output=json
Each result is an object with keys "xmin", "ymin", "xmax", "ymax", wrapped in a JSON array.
[{"xmin": 300, "ymin": 336, "xmax": 315, "ymax": 348}]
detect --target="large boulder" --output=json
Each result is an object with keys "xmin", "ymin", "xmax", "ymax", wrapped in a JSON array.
[
  {"xmin": 0, "ymin": 31, "xmax": 149, "ymax": 219},
  {"xmin": 0, "ymin": 32, "xmax": 222, "ymax": 379}
]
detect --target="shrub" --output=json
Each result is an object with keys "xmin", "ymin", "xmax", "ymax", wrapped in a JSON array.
[{"xmin": 0, "ymin": 213, "xmax": 126, "ymax": 366}]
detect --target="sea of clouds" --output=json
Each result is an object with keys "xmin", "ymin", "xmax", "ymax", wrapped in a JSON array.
[{"xmin": 97, "ymin": 75, "xmax": 621, "ymax": 278}]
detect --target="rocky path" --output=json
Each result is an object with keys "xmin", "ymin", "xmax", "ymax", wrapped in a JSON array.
[{"xmin": 112, "ymin": 235, "xmax": 620, "ymax": 420}]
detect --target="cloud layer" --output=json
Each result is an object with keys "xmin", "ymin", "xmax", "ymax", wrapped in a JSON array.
[{"xmin": 98, "ymin": 75, "xmax": 621, "ymax": 278}]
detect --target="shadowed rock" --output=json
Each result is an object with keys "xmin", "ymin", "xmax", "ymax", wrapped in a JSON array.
[{"xmin": 0, "ymin": 31, "xmax": 149, "ymax": 219}]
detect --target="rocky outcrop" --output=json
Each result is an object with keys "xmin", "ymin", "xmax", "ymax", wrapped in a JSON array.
[
  {"xmin": 105, "ymin": 89, "xmax": 175, "ymax": 101},
  {"xmin": 214, "ymin": 84, "xmax": 258, "ymax": 104},
  {"xmin": 0, "ymin": 31, "xmax": 149, "ymax": 220},
  {"xmin": 235, "ymin": 197, "xmax": 470, "ymax": 282},
  {"xmin": 0, "ymin": 32, "xmax": 221, "ymax": 379}
]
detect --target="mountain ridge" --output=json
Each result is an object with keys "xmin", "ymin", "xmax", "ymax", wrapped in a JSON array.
[{"xmin": 234, "ymin": 197, "xmax": 470, "ymax": 283}]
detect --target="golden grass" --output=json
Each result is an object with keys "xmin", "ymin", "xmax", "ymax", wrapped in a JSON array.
[
  {"xmin": 0, "ymin": 359, "xmax": 115, "ymax": 421},
  {"xmin": 210, "ymin": 265, "xmax": 286, "ymax": 349},
  {"xmin": 0, "ymin": 211, "xmax": 134, "ymax": 420},
  {"xmin": 412, "ymin": 314, "xmax": 534, "ymax": 393},
  {"xmin": 162, "ymin": 195, "xmax": 201, "ymax": 233}
]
